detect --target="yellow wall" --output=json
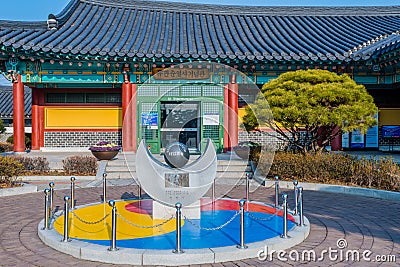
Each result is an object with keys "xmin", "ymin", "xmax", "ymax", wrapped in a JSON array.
[
  {"xmin": 45, "ymin": 107, "xmax": 122, "ymax": 129},
  {"xmin": 379, "ymin": 109, "xmax": 400, "ymax": 126}
]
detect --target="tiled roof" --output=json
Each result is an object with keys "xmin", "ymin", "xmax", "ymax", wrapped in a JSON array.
[
  {"xmin": 0, "ymin": 0, "xmax": 399, "ymax": 62},
  {"xmin": 0, "ymin": 86, "xmax": 32, "ymax": 118}
]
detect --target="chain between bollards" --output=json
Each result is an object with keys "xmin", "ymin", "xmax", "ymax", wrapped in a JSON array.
[
  {"xmin": 103, "ymin": 173, "xmax": 107, "ymax": 203},
  {"xmin": 274, "ymin": 175, "xmax": 279, "ymax": 207},
  {"xmin": 281, "ymin": 193, "xmax": 288, "ymax": 238},
  {"xmin": 298, "ymin": 186, "xmax": 304, "ymax": 226},
  {"xmin": 62, "ymin": 196, "xmax": 71, "ymax": 242},
  {"xmin": 108, "ymin": 200, "xmax": 118, "ymax": 251},
  {"xmin": 43, "ymin": 189, "xmax": 51, "ymax": 230},
  {"xmin": 70, "ymin": 177, "xmax": 75, "ymax": 210},
  {"xmin": 293, "ymin": 180, "xmax": 298, "ymax": 215},
  {"xmin": 237, "ymin": 199, "xmax": 248, "ymax": 249},
  {"xmin": 49, "ymin": 182, "xmax": 55, "ymax": 217},
  {"xmin": 173, "ymin": 202, "xmax": 183, "ymax": 254}
]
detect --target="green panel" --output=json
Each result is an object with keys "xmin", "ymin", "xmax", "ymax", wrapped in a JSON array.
[
  {"xmin": 354, "ymin": 76, "xmax": 377, "ymax": 84},
  {"xmin": 201, "ymin": 101, "xmax": 223, "ymax": 153}
]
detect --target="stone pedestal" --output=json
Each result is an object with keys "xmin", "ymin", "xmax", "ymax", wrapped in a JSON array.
[{"xmin": 153, "ymin": 200, "xmax": 201, "ymax": 219}]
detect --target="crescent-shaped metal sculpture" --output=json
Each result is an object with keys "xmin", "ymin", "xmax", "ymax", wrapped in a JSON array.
[{"xmin": 136, "ymin": 139, "xmax": 217, "ymax": 207}]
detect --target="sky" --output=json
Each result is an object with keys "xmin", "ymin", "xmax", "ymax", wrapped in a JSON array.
[
  {"xmin": 0, "ymin": 0, "xmax": 398, "ymax": 85},
  {"xmin": 0, "ymin": 0, "xmax": 399, "ymax": 21}
]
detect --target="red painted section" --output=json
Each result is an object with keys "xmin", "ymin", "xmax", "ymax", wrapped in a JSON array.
[
  {"xmin": 131, "ymin": 83, "xmax": 137, "ymax": 152},
  {"xmin": 227, "ymin": 75, "xmax": 239, "ymax": 150},
  {"xmin": 122, "ymin": 81, "xmax": 134, "ymax": 151},
  {"xmin": 31, "ymin": 88, "xmax": 40, "ymax": 150},
  {"xmin": 331, "ymin": 126, "xmax": 342, "ymax": 151},
  {"xmin": 125, "ymin": 199, "xmax": 153, "ymax": 215},
  {"xmin": 13, "ymin": 76, "xmax": 25, "ymax": 152},
  {"xmin": 223, "ymin": 84, "xmax": 230, "ymax": 152}
]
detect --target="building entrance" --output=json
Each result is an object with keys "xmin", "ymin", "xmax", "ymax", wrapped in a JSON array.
[{"xmin": 160, "ymin": 101, "xmax": 200, "ymax": 153}]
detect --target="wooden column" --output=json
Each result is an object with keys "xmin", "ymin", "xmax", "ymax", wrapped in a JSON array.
[
  {"xmin": 223, "ymin": 84, "xmax": 230, "ymax": 152},
  {"xmin": 12, "ymin": 75, "xmax": 25, "ymax": 152},
  {"xmin": 227, "ymin": 74, "xmax": 239, "ymax": 150},
  {"xmin": 122, "ymin": 78, "xmax": 134, "ymax": 151},
  {"xmin": 31, "ymin": 88, "xmax": 40, "ymax": 150},
  {"xmin": 131, "ymin": 83, "xmax": 137, "ymax": 152},
  {"xmin": 331, "ymin": 126, "xmax": 342, "ymax": 151}
]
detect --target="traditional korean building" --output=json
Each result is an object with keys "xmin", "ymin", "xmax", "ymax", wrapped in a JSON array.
[{"xmin": 0, "ymin": 0, "xmax": 399, "ymax": 152}]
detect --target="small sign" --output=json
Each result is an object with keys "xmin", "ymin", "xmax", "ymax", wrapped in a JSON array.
[
  {"xmin": 382, "ymin": 126, "xmax": 400, "ymax": 138},
  {"xmin": 165, "ymin": 173, "xmax": 189, "ymax": 188},
  {"xmin": 153, "ymin": 67, "xmax": 210, "ymax": 80},
  {"xmin": 203, "ymin": 113, "xmax": 220, "ymax": 125},
  {"xmin": 351, "ymin": 129, "xmax": 364, "ymax": 148},
  {"xmin": 141, "ymin": 113, "xmax": 158, "ymax": 128}
]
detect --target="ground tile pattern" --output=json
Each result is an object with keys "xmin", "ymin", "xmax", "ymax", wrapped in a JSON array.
[{"xmin": 0, "ymin": 184, "xmax": 399, "ymax": 266}]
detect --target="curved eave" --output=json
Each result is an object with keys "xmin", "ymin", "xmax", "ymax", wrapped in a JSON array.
[{"xmin": 0, "ymin": 0, "xmax": 399, "ymax": 64}]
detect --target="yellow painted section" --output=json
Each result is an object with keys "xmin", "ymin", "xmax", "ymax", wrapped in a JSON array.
[
  {"xmin": 53, "ymin": 200, "xmax": 179, "ymax": 240},
  {"xmin": 45, "ymin": 107, "xmax": 122, "ymax": 129},
  {"xmin": 379, "ymin": 108, "xmax": 400, "ymax": 126}
]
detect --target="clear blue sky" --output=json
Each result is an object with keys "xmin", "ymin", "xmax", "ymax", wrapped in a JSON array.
[{"xmin": 0, "ymin": 0, "xmax": 399, "ymax": 21}]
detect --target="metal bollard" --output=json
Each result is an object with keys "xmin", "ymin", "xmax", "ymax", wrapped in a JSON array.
[
  {"xmin": 108, "ymin": 200, "xmax": 118, "ymax": 251},
  {"xmin": 138, "ymin": 184, "xmax": 142, "ymax": 199},
  {"xmin": 212, "ymin": 178, "xmax": 215, "ymax": 204},
  {"xmin": 237, "ymin": 199, "xmax": 248, "ymax": 249},
  {"xmin": 62, "ymin": 196, "xmax": 71, "ymax": 242},
  {"xmin": 70, "ymin": 177, "xmax": 75, "ymax": 210},
  {"xmin": 281, "ymin": 193, "xmax": 288, "ymax": 238},
  {"xmin": 49, "ymin": 182, "xmax": 55, "ymax": 217},
  {"xmin": 245, "ymin": 172, "xmax": 250, "ymax": 202},
  {"xmin": 43, "ymin": 189, "xmax": 51, "ymax": 230},
  {"xmin": 298, "ymin": 187, "xmax": 304, "ymax": 226},
  {"xmin": 173, "ymin": 202, "xmax": 184, "ymax": 254},
  {"xmin": 293, "ymin": 180, "xmax": 298, "ymax": 215},
  {"xmin": 274, "ymin": 175, "xmax": 279, "ymax": 207},
  {"xmin": 103, "ymin": 173, "xmax": 107, "ymax": 203}
]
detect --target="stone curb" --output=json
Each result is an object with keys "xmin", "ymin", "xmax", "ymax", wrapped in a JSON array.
[
  {"xmin": 258, "ymin": 176, "xmax": 400, "ymax": 201},
  {"xmin": 0, "ymin": 183, "xmax": 37, "ymax": 197},
  {"xmin": 37, "ymin": 201, "xmax": 310, "ymax": 266}
]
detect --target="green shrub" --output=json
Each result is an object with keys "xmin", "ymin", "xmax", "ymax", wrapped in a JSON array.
[
  {"xmin": 0, "ymin": 119, "xmax": 5, "ymax": 134},
  {"xmin": 12, "ymin": 156, "xmax": 50, "ymax": 173},
  {"xmin": 6, "ymin": 134, "xmax": 31, "ymax": 148},
  {"xmin": 257, "ymin": 152, "xmax": 400, "ymax": 191},
  {"xmin": 0, "ymin": 142, "xmax": 13, "ymax": 152},
  {"xmin": 63, "ymin": 156, "xmax": 98, "ymax": 175},
  {"xmin": 0, "ymin": 156, "xmax": 24, "ymax": 186}
]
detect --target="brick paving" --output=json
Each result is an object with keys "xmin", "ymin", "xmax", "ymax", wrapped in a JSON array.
[{"xmin": 0, "ymin": 183, "xmax": 399, "ymax": 266}]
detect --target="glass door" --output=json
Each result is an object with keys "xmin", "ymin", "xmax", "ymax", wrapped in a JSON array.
[{"xmin": 160, "ymin": 101, "xmax": 200, "ymax": 153}]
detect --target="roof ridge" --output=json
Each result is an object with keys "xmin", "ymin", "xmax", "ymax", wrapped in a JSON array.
[{"xmin": 80, "ymin": 0, "xmax": 400, "ymax": 16}]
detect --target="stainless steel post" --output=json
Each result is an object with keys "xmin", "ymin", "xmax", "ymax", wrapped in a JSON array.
[
  {"xmin": 70, "ymin": 177, "xmax": 75, "ymax": 210},
  {"xmin": 237, "ymin": 199, "xmax": 248, "ymax": 249},
  {"xmin": 274, "ymin": 175, "xmax": 279, "ymax": 207},
  {"xmin": 43, "ymin": 189, "xmax": 50, "ymax": 230},
  {"xmin": 62, "ymin": 196, "xmax": 71, "ymax": 242},
  {"xmin": 298, "ymin": 186, "xmax": 304, "ymax": 226},
  {"xmin": 173, "ymin": 202, "xmax": 183, "ymax": 254},
  {"xmin": 108, "ymin": 200, "xmax": 118, "ymax": 251},
  {"xmin": 245, "ymin": 172, "xmax": 250, "ymax": 202},
  {"xmin": 103, "ymin": 173, "xmax": 107, "ymax": 203},
  {"xmin": 281, "ymin": 193, "xmax": 288, "ymax": 238},
  {"xmin": 293, "ymin": 180, "xmax": 298, "ymax": 215},
  {"xmin": 212, "ymin": 178, "xmax": 215, "ymax": 204},
  {"xmin": 49, "ymin": 182, "xmax": 55, "ymax": 217}
]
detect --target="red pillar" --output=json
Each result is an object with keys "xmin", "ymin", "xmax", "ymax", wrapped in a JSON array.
[
  {"xmin": 227, "ymin": 74, "xmax": 239, "ymax": 150},
  {"xmin": 331, "ymin": 126, "xmax": 342, "ymax": 151},
  {"xmin": 223, "ymin": 84, "xmax": 230, "ymax": 152},
  {"xmin": 131, "ymin": 84, "xmax": 137, "ymax": 152},
  {"xmin": 122, "ymin": 79, "xmax": 134, "ymax": 151},
  {"xmin": 12, "ymin": 75, "xmax": 25, "ymax": 152},
  {"xmin": 31, "ymin": 88, "xmax": 40, "ymax": 150}
]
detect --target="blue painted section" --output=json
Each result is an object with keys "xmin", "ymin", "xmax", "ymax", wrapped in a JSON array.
[{"xmin": 78, "ymin": 210, "xmax": 295, "ymax": 250}]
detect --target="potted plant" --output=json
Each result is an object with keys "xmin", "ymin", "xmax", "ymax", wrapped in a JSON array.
[{"xmin": 89, "ymin": 141, "xmax": 120, "ymax": 160}]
